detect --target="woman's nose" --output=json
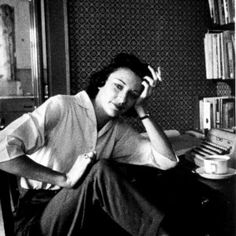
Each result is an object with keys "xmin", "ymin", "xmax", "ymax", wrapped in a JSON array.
[{"xmin": 117, "ymin": 91, "xmax": 128, "ymax": 105}]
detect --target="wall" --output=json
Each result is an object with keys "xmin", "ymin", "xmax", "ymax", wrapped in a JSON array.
[
  {"xmin": 67, "ymin": 0, "xmax": 232, "ymax": 132},
  {"xmin": 45, "ymin": 0, "xmax": 70, "ymax": 96}
]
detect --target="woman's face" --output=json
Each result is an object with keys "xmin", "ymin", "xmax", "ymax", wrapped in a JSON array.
[{"xmin": 95, "ymin": 68, "xmax": 143, "ymax": 118}]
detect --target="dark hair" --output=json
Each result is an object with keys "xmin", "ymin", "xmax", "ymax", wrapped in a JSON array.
[
  {"xmin": 86, "ymin": 53, "xmax": 151, "ymax": 99},
  {"xmin": 86, "ymin": 53, "xmax": 151, "ymax": 117}
]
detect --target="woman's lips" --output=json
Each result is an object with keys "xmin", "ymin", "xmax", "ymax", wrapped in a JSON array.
[{"xmin": 112, "ymin": 103, "xmax": 125, "ymax": 112}]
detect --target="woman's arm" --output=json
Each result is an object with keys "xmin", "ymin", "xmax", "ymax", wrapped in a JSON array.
[
  {"xmin": 0, "ymin": 152, "xmax": 96, "ymax": 188},
  {"xmin": 135, "ymin": 66, "xmax": 178, "ymax": 167},
  {"xmin": 0, "ymin": 155, "xmax": 67, "ymax": 187},
  {"xmin": 0, "ymin": 96, "xmax": 96, "ymax": 188},
  {"xmin": 136, "ymin": 106, "xmax": 177, "ymax": 162}
]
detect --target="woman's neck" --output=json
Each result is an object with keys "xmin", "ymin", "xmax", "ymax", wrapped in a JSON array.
[{"xmin": 92, "ymin": 99, "xmax": 110, "ymax": 131}]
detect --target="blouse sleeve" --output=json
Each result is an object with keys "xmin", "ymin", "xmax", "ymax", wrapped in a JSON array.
[
  {"xmin": 112, "ymin": 120, "xmax": 178, "ymax": 169},
  {"xmin": 0, "ymin": 96, "xmax": 63, "ymax": 162}
]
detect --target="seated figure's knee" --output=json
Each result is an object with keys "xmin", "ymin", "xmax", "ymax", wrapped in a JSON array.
[
  {"xmin": 87, "ymin": 159, "xmax": 121, "ymax": 183},
  {"xmin": 91, "ymin": 159, "xmax": 114, "ymax": 175}
]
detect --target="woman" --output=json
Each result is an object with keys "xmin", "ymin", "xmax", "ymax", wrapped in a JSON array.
[{"xmin": 0, "ymin": 53, "xmax": 178, "ymax": 235}]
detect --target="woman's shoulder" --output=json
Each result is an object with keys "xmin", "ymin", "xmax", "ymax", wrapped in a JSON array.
[
  {"xmin": 51, "ymin": 91, "xmax": 90, "ymax": 107},
  {"xmin": 31, "ymin": 95, "xmax": 76, "ymax": 121},
  {"xmin": 44, "ymin": 94, "xmax": 78, "ymax": 110},
  {"xmin": 48, "ymin": 94, "xmax": 74, "ymax": 104}
]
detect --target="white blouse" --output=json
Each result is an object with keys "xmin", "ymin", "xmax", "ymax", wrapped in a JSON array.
[{"xmin": 0, "ymin": 91, "xmax": 175, "ymax": 190}]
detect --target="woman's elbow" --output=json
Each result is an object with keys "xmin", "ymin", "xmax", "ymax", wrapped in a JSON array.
[
  {"xmin": 152, "ymin": 150, "xmax": 179, "ymax": 170},
  {"xmin": 163, "ymin": 160, "xmax": 178, "ymax": 170}
]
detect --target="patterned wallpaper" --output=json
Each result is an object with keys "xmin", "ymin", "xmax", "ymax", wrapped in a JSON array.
[{"xmin": 67, "ymin": 0, "xmax": 233, "ymax": 133}]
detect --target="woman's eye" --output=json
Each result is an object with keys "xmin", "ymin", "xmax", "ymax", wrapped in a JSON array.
[{"xmin": 114, "ymin": 83, "xmax": 123, "ymax": 90}]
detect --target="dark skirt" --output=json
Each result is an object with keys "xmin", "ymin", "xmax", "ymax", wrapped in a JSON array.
[{"xmin": 14, "ymin": 160, "xmax": 227, "ymax": 236}]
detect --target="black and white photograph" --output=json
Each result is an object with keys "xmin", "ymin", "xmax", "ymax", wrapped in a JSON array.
[{"xmin": 0, "ymin": 0, "xmax": 235, "ymax": 235}]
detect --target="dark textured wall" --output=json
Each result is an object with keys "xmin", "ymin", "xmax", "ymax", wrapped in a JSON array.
[{"xmin": 67, "ymin": 0, "xmax": 232, "ymax": 132}]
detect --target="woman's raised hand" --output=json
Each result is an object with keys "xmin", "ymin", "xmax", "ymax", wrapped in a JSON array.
[{"xmin": 135, "ymin": 66, "xmax": 162, "ymax": 110}]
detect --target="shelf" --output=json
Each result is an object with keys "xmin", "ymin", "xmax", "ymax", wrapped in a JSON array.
[
  {"xmin": 0, "ymin": 96, "xmax": 34, "ymax": 100},
  {"xmin": 207, "ymin": 22, "xmax": 235, "ymax": 31}
]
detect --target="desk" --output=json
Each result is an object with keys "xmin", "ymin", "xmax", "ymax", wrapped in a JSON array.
[
  {"xmin": 179, "ymin": 157, "xmax": 236, "ymax": 236},
  {"xmin": 156, "ymin": 130, "xmax": 236, "ymax": 235}
]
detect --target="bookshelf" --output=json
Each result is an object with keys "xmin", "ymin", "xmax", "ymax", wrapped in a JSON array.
[
  {"xmin": 200, "ymin": 0, "xmax": 235, "ymax": 133},
  {"xmin": 198, "ymin": 95, "xmax": 235, "ymax": 131},
  {"xmin": 207, "ymin": 0, "xmax": 234, "ymax": 25},
  {"xmin": 204, "ymin": 30, "xmax": 235, "ymax": 80},
  {"xmin": 204, "ymin": 0, "xmax": 235, "ymax": 80}
]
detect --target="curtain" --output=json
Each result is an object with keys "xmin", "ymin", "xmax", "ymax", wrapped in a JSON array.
[{"xmin": 0, "ymin": 4, "xmax": 15, "ymax": 81}]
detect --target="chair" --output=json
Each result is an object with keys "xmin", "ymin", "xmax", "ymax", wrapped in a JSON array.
[{"xmin": 0, "ymin": 170, "xmax": 19, "ymax": 236}]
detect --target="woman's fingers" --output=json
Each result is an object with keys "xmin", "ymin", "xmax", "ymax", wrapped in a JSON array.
[
  {"xmin": 141, "ymin": 66, "xmax": 162, "ymax": 98},
  {"xmin": 84, "ymin": 151, "xmax": 97, "ymax": 161},
  {"xmin": 65, "ymin": 151, "xmax": 96, "ymax": 188},
  {"xmin": 156, "ymin": 66, "xmax": 162, "ymax": 81},
  {"xmin": 143, "ymin": 76, "xmax": 156, "ymax": 87},
  {"xmin": 147, "ymin": 65, "xmax": 157, "ymax": 87},
  {"xmin": 136, "ymin": 65, "xmax": 162, "ymax": 106},
  {"xmin": 148, "ymin": 65, "xmax": 162, "ymax": 84},
  {"xmin": 141, "ymin": 79, "xmax": 152, "ymax": 98}
]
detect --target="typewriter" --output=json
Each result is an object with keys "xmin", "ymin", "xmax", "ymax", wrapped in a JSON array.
[{"xmin": 185, "ymin": 129, "xmax": 236, "ymax": 168}]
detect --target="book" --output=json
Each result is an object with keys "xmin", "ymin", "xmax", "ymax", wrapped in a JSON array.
[
  {"xmin": 223, "ymin": 31, "xmax": 235, "ymax": 79},
  {"xmin": 203, "ymin": 97, "xmax": 217, "ymax": 128},
  {"xmin": 208, "ymin": 0, "xmax": 235, "ymax": 24},
  {"xmin": 212, "ymin": 33, "xmax": 218, "ymax": 78},
  {"xmin": 222, "ymin": 98, "xmax": 235, "ymax": 128},
  {"xmin": 204, "ymin": 31, "xmax": 235, "ymax": 79},
  {"xmin": 205, "ymin": 101, "xmax": 212, "ymax": 129},
  {"xmin": 199, "ymin": 96, "xmax": 235, "ymax": 131},
  {"xmin": 214, "ymin": 0, "xmax": 220, "ymax": 23},
  {"xmin": 204, "ymin": 33, "xmax": 214, "ymax": 79},
  {"xmin": 216, "ymin": 32, "xmax": 222, "ymax": 78},
  {"xmin": 199, "ymin": 100, "xmax": 211, "ymax": 130},
  {"xmin": 227, "ymin": 40, "xmax": 234, "ymax": 79},
  {"xmin": 218, "ymin": 0, "xmax": 225, "ymax": 24},
  {"xmin": 208, "ymin": 0, "xmax": 214, "ymax": 20},
  {"xmin": 221, "ymin": 30, "xmax": 234, "ymax": 79},
  {"xmin": 223, "ymin": 0, "xmax": 230, "ymax": 23},
  {"xmin": 220, "ymin": 32, "xmax": 226, "ymax": 79},
  {"xmin": 228, "ymin": 0, "xmax": 235, "ymax": 23}
]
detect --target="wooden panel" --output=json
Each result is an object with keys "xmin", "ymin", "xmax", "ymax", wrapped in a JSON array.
[
  {"xmin": 45, "ymin": 0, "xmax": 70, "ymax": 96},
  {"xmin": 0, "ymin": 97, "xmax": 35, "ymax": 126}
]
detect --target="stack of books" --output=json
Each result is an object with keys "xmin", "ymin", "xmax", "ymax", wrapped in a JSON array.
[
  {"xmin": 199, "ymin": 96, "xmax": 235, "ymax": 131},
  {"xmin": 208, "ymin": 0, "xmax": 235, "ymax": 25},
  {"xmin": 204, "ymin": 30, "xmax": 235, "ymax": 80}
]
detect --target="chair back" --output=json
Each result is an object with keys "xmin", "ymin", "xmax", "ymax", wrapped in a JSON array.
[{"xmin": 0, "ymin": 170, "xmax": 19, "ymax": 236}]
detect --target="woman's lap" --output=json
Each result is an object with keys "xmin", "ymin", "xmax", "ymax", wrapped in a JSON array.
[
  {"xmin": 14, "ymin": 160, "xmax": 225, "ymax": 236},
  {"xmin": 15, "ymin": 160, "xmax": 161, "ymax": 236}
]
